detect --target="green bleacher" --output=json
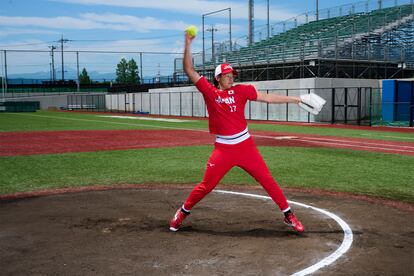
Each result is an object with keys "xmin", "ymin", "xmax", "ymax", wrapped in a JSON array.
[{"xmin": 212, "ymin": 3, "xmax": 413, "ymax": 67}]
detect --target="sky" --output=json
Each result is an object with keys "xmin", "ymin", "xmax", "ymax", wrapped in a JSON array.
[{"xmin": 0, "ymin": 0, "xmax": 404, "ymax": 79}]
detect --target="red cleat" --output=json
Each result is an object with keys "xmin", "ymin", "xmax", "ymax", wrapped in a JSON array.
[
  {"xmin": 284, "ymin": 213, "xmax": 305, "ymax": 233},
  {"xmin": 169, "ymin": 208, "xmax": 189, "ymax": 232}
]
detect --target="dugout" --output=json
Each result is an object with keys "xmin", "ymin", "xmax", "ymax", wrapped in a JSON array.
[
  {"xmin": 0, "ymin": 101, "xmax": 40, "ymax": 112},
  {"xmin": 382, "ymin": 80, "xmax": 414, "ymax": 127}
]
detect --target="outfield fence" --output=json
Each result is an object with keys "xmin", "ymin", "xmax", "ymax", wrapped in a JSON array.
[{"xmin": 67, "ymin": 87, "xmax": 386, "ymax": 125}]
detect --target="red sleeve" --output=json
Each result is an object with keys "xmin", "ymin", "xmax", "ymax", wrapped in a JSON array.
[
  {"xmin": 195, "ymin": 76, "xmax": 216, "ymax": 97},
  {"xmin": 238, "ymin": 84, "xmax": 257, "ymax": 101}
]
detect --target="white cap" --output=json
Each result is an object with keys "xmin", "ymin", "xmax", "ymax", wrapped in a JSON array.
[{"xmin": 214, "ymin": 63, "xmax": 238, "ymax": 77}]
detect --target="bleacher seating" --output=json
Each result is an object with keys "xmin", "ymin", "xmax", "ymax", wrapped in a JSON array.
[{"xmin": 209, "ymin": 4, "xmax": 413, "ymax": 68}]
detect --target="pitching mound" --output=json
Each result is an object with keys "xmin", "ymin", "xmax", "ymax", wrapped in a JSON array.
[{"xmin": 0, "ymin": 187, "xmax": 413, "ymax": 275}]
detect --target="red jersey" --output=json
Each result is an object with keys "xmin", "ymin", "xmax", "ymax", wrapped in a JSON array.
[{"xmin": 195, "ymin": 76, "xmax": 257, "ymax": 135}]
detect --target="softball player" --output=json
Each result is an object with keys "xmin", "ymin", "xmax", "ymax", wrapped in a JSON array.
[{"xmin": 170, "ymin": 33, "xmax": 304, "ymax": 233}]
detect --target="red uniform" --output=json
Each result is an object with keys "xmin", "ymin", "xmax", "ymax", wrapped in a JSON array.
[{"xmin": 182, "ymin": 77, "xmax": 290, "ymax": 213}]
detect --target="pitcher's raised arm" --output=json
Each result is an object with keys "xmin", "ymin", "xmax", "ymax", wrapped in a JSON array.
[{"xmin": 183, "ymin": 33, "xmax": 201, "ymax": 85}]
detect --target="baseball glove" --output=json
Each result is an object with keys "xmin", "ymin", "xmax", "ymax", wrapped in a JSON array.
[{"xmin": 299, "ymin": 93, "xmax": 326, "ymax": 115}]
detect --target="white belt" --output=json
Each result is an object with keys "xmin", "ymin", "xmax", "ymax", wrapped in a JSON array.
[{"xmin": 215, "ymin": 128, "xmax": 250, "ymax": 145}]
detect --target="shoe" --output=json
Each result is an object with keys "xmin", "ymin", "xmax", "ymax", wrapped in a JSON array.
[
  {"xmin": 284, "ymin": 213, "xmax": 305, "ymax": 233},
  {"xmin": 169, "ymin": 208, "xmax": 189, "ymax": 232}
]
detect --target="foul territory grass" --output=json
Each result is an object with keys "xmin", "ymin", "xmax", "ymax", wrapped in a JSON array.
[
  {"xmin": 1, "ymin": 111, "xmax": 413, "ymax": 142},
  {"xmin": 0, "ymin": 146, "xmax": 413, "ymax": 203}
]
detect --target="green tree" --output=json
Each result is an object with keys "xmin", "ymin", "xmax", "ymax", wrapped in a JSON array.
[
  {"xmin": 116, "ymin": 58, "xmax": 129, "ymax": 84},
  {"xmin": 127, "ymin": 58, "xmax": 140, "ymax": 84},
  {"xmin": 79, "ymin": 68, "xmax": 91, "ymax": 84},
  {"xmin": 115, "ymin": 58, "xmax": 140, "ymax": 84}
]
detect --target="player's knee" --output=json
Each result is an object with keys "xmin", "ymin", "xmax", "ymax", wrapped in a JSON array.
[{"xmin": 198, "ymin": 180, "xmax": 217, "ymax": 194}]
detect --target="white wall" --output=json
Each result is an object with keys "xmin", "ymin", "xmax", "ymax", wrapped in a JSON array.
[{"xmin": 140, "ymin": 78, "xmax": 380, "ymax": 123}]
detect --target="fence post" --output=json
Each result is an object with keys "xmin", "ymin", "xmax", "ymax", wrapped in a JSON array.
[
  {"xmin": 180, "ymin": 92, "xmax": 182, "ymax": 116},
  {"xmin": 266, "ymin": 90, "xmax": 269, "ymax": 121},
  {"xmin": 286, "ymin": 89, "xmax": 289, "ymax": 121},
  {"xmin": 410, "ymin": 81, "xmax": 414, "ymax": 127},
  {"xmin": 124, "ymin": 93, "xmax": 127, "ymax": 113},
  {"xmin": 191, "ymin": 92, "xmax": 194, "ymax": 117},
  {"xmin": 331, "ymin": 88, "xmax": 335, "ymax": 124},
  {"xmin": 249, "ymin": 100, "xmax": 251, "ymax": 120},
  {"xmin": 133, "ymin": 93, "xmax": 136, "ymax": 113},
  {"xmin": 344, "ymin": 88, "xmax": 348, "ymax": 124},
  {"xmin": 357, "ymin": 87, "xmax": 362, "ymax": 125},
  {"xmin": 117, "ymin": 94, "xmax": 120, "ymax": 113},
  {"xmin": 307, "ymin": 88, "xmax": 311, "ymax": 123},
  {"xmin": 369, "ymin": 87, "xmax": 373, "ymax": 127},
  {"xmin": 109, "ymin": 93, "xmax": 112, "ymax": 113}
]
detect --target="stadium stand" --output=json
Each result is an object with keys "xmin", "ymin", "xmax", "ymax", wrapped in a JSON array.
[
  {"xmin": 199, "ymin": 3, "xmax": 413, "ymax": 81},
  {"xmin": 223, "ymin": 4, "xmax": 413, "ymax": 64}
]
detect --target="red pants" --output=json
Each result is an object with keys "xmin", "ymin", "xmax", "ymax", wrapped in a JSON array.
[{"xmin": 183, "ymin": 137, "xmax": 290, "ymax": 212}]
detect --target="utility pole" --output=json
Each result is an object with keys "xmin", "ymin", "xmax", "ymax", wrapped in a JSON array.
[
  {"xmin": 58, "ymin": 35, "xmax": 69, "ymax": 81},
  {"xmin": 206, "ymin": 26, "xmax": 218, "ymax": 66},
  {"xmin": 49, "ymin": 45, "xmax": 56, "ymax": 82}
]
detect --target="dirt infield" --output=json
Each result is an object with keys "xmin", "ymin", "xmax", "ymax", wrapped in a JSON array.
[
  {"xmin": 1, "ymin": 125, "xmax": 413, "ymax": 275},
  {"xmin": 1, "ymin": 186, "xmax": 413, "ymax": 275},
  {"xmin": 1, "ymin": 129, "xmax": 414, "ymax": 156}
]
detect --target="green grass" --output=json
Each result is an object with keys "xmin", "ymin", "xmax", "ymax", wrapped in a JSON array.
[
  {"xmin": 0, "ymin": 110, "xmax": 413, "ymax": 203},
  {"xmin": 0, "ymin": 146, "xmax": 413, "ymax": 203},
  {"xmin": 1, "ymin": 111, "xmax": 413, "ymax": 142},
  {"xmin": 0, "ymin": 111, "xmax": 208, "ymax": 132}
]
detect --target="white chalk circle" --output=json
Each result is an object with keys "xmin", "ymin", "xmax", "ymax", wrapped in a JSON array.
[{"xmin": 215, "ymin": 190, "xmax": 353, "ymax": 276}]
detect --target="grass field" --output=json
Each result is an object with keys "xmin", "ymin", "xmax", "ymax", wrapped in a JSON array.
[{"xmin": 1, "ymin": 111, "xmax": 413, "ymax": 203}]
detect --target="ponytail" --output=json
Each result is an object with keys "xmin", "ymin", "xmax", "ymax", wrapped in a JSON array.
[{"xmin": 213, "ymin": 77, "xmax": 220, "ymax": 88}]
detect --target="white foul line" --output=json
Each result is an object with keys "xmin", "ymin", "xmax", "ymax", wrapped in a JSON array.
[
  {"xmin": 299, "ymin": 136, "xmax": 414, "ymax": 150},
  {"xmin": 297, "ymin": 138, "xmax": 414, "ymax": 153},
  {"xmin": 215, "ymin": 190, "xmax": 353, "ymax": 276},
  {"xmin": 254, "ymin": 133, "xmax": 414, "ymax": 154}
]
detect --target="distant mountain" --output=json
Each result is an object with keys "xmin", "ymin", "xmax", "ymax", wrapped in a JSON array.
[{"xmin": 8, "ymin": 68, "xmax": 117, "ymax": 83}]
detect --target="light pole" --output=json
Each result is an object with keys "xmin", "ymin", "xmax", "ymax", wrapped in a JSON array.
[
  {"xmin": 267, "ymin": 0, "xmax": 270, "ymax": 39},
  {"xmin": 206, "ymin": 26, "xmax": 218, "ymax": 66},
  {"xmin": 316, "ymin": 0, "xmax": 319, "ymax": 21},
  {"xmin": 202, "ymin": 8, "xmax": 232, "ymax": 71},
  {"xmin": 248, "ymin": 0, "xmax": 254, "ymax": 45}
]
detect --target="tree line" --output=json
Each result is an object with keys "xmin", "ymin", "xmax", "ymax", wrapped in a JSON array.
[{"xmin": 79, "ymin": 58, "xmax": 140, "ymax": 85}]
